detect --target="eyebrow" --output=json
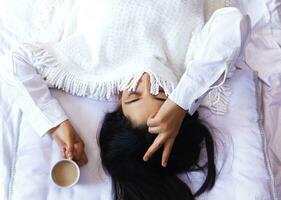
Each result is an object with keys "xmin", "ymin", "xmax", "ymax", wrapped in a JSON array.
[{"xmin": 124, "ymin": 96, "xmax": 166, "ymax": 105}]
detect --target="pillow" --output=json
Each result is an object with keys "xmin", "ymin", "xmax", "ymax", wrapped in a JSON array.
[{"xmin": 179, "ymin": 63, "xmax": 273, "ymax": 199}]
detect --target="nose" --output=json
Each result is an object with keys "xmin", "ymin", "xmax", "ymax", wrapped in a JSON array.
[{"xmin": 142, "ymin": 73, "xmax": 151, "ymax": 96}]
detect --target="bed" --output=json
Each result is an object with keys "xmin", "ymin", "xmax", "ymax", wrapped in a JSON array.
[{"xmin": 0, "ymin": 0, "xmax": 280, "ymax": 199}]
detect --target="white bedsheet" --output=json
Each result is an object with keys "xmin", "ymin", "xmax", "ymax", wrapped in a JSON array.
[{"xmin": 0, "ymin": 83, "xmax": 118, "ymax": 200}]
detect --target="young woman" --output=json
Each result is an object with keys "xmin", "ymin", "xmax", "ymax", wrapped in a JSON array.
[
  {"xmin": 5, "ymin": 0, "xmax": 250, "ymax": 198},
  {"xmin": 99, "ymin": 73, "xmax": 216, "ymax": 200}
]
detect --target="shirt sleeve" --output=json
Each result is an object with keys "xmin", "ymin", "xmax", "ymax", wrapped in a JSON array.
[
  {"xmin": 10, "ymin": 45, "xmax": 68, "ymax": 137},
  {"xmin": 169, "ymin": 7, "xmax": 250, "ymax": 115}
]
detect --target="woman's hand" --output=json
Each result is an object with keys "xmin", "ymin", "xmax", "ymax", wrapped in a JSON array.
[
  {"xmin": 144, "ymin": 98, "xmax": 186, "ymax": 167},
  {"xmin": 50, "ymin": 120, "xmax": 88, "ymax": 167}
]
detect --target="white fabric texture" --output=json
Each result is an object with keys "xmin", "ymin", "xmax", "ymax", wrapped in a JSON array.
[
  {"xmin": 4, "ymin": 0, "xmax": 245, "ymax": 121},
  {"xmin": 169, "ymin": 7, "xmax": 250, "ymax": 115},
  {"xmin": 10, "ymin": 53, "xmax": 68, "ymax": 137},
  {"xmin": 0, "ymin": 81, "xmax": 116, "ymax": 200},
  {"xmin": 0, "ymin": 63, "xmax": 272, "ymax": 200},
  {"xmin": 0, "ymin": 0, "xmax": 279, "ymax": 199},
  {"xmin": 242, "ymin": 0, "xmax": 281, "ymax": 198},
  {"xmin": 182, "ymin": 63, "xmax": 273, "ymax": 200},
  {"xmin": 205, "ymin": 0, "xmax": 238, "ymax": 20},
  {"xmin": 1, "ymin": 4, "xmax": 250, "ymax": 138},
  {"xmin": 10, "ymin": 0, "xmax": 204, "ymax": 100}
]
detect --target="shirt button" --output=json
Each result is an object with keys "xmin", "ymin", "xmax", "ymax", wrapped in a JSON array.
[{"xmin": 195, "ymin": 99, "xmax": 199, "ymax": 103}]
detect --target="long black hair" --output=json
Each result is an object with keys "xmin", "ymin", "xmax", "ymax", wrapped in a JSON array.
[{"xmin": 99, "ymin": 107, "xmax": 216, "ymax": 200}]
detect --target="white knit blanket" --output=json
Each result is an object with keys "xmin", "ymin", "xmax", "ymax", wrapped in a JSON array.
[
  {"xmin": 16, "ymin": 0, "xmax": 204, "ymax": 100},
  {"xmin": 1, "ymin": 0, "xmax": 239, "ymax": 115}
]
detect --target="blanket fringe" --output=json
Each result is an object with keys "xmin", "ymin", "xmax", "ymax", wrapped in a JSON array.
[
  {"xmin": 120, "ymin": 70, "xmax": 174, "ymax": 96},
  {"xmin": 21, "ymin": 42, "xmax": 231, "ymax": 114},
  {"xmin": 22, "ymin": 43, "xmax": 175, "ymax": 100}
]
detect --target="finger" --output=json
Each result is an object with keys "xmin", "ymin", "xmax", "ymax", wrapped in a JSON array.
[
  {"xmin": 65, "ymin": 132, "xmax": 75, "ymax": 158},
  {"xmin": 82, "ymin": 151, "xmax": 88, "ymax": 164},
  {"xmin": 76, "ymin": 152, "xmax": 88, "ymax": 167},
  {"xmin": 73, "ymin": 143, "xmax": 83, "ymax": 162},
  {"xmin": 161, "ymin": 138, "xmax": 175, "ymax": 167},
  {"xmin": 147, "ymin": 117, "xmax": 160, "ymax": 127},
  {"xmin": 81, "ymin": 152, "xmax": 88, "ymax": 166},
  {"xmin": 53, "ymin": 135, "xmax": 67, "ymax": 158},
  {"xmin": 61, "ymin": 147, "xmax": 67, "ymax": 159},
  {"xmin": 74, "ymin": 134, "xmax": 85, "ymax": 149},
  {"xmin": 148, "ymin": 111, "xmax": 157, "ymax": 119},
  {"xmin": 143, "ymin": 134, "xmax": 166, "ymax": 161},
  {"xmin": 148, "ymin": 126, "xmax": 162, "ymax": 134}
]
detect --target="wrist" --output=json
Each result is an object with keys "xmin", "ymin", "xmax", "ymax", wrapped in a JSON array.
[
  {"xmin": 49, "ymin": 119, "xmax": 68, "ymax": 134},
  {"xmin": 167, "ymin": 98, "xmax": 186, "ymax": 113}
]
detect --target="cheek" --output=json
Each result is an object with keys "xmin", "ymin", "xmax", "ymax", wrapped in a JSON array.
[{"xmin": 122, "ymin": 102, "xmax": 163, "ymax": 126}]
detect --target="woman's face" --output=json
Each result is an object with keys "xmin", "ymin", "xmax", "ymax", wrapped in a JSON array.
[{"xmin": 121, "ymin": 73, "xmax": 167, "ymax": 126}]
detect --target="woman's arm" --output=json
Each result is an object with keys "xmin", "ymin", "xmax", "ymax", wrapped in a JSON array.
[
  {"xmin": 6, "ymin": 45, "xmax": 87, "ymax": 165},
  {"xmin": 145, "ymin": 7, "xmax": 251, "ymax": 166},
  {"xmin": 169, "ymin": 7, "xmax": 250, "ymax": 115},
  {"xmin": 12, "ymin": 45, "xmax": 68, "ymax": 137}
]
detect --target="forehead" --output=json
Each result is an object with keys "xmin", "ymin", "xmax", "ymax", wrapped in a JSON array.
[{"xmin": 123, "ymin": 73, "xmax": 168, "ymax": 96}]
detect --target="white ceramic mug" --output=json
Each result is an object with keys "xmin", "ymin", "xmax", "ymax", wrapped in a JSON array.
[{"xmin": 51, "ymin": 157, "xmax": 80, "ymax": 188}]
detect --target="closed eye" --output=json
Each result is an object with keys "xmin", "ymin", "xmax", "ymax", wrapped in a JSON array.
[
  {"xmin": 124, "ymin": 89, "xmax": 166, "ymax": 104},
  {"xmin": 124, "ymin": 96, "xmax": 165, "ymax": 105},
  {"xmin": 124, "ymin": 98, "xmax": 141, "ymax": 104},
  {"xmin": 153, "ymin": 97, "xmax": 166, "ymax": 101}
]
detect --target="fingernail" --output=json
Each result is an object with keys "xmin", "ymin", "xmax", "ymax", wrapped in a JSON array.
[
  {"xmin": 68, "ymin": 152, "xmax": 73, "ymax": 158},
  {"xmin": 143, "ymin": 155, "xmax": 149, "ymax": 161},
  {"xmin": 162, "ymin": 161, "xmax": 167, "ymax": 167}
]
